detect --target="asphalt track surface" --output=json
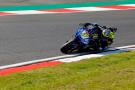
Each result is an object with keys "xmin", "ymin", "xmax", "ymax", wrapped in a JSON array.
[{"xmin": 0, "ymin": 9, "xmax": 135, "ymax": 66}]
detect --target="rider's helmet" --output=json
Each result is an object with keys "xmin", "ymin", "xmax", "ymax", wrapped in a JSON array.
[{"xmin": 109, "ymin": 27, "xmax": 117, "ymax": 32}]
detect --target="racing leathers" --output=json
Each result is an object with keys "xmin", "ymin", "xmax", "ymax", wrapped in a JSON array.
[{"xmin": 97, "ymin": 25, "xmax": 117, "ymax": 50}]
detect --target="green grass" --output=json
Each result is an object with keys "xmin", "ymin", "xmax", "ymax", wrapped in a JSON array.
[{"xmin": 0, "ymin": 51, "xmax": 135, "ymax": 90}]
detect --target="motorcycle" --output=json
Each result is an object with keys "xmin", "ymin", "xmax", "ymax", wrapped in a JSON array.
[
  {"xmin": 60, "ymin": 24, "xmax": 117, "ymax": 54},
  {"xmin": 60, "ymin": 26, "xmax": 101, "ymax": 54}
]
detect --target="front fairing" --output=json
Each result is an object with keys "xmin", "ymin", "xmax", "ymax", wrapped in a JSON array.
[{"xmin": 75, "ymin": 27, "xmax": 91, "ymax": 45}]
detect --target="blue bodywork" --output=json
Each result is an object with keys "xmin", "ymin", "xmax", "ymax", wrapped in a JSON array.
[{"xmin": 75, "ymin": 27, "xmax": 92, "ymax": 47}]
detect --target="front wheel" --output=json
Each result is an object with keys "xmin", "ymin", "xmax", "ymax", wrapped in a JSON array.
[{"xmin": 60, "ymin": 39, "xmax": 81, "ymax": 54}]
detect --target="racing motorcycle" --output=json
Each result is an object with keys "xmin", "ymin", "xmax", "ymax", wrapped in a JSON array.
[
  {"xmin": 60, "ymin": 26, "xmax": 101, "ymax": 54},
  {"xmin": 60, "ymin": 24, "xmax": 117, "ymax": 54}
]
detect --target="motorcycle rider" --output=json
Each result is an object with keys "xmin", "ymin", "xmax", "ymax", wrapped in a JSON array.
[
  {"xmin": 99, "ymin": 25, "xmax": 117, "ymax": 50},
  {"xmin": 77, "ymin": 23, "xmax": 117, "ymax": 51}
]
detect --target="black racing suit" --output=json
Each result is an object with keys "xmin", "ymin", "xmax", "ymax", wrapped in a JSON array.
[
  {"xmin": 81, "ymin": 23, "xmax": 102, "ymax": 50},
  {"xmin": 82, "ymin": 23, "xmax": 116, "ymax": 50}
]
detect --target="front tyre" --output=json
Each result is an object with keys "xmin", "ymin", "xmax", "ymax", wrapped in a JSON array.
[{"xmin": 60, "ymin": 40, "xmax": 80, "ymax": 54}]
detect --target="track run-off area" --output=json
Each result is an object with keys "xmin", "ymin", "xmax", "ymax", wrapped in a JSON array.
[{"xmin": 0, "ymin": 0, "xmax": 135, "ymax": 75}]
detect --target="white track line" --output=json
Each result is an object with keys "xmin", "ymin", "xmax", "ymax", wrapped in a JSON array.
[
  {"xmin": 0, "ymin": 54, "xmax": 80, "ymax": 70},
  {"xmin": 68, "ymin": 7, "xmax": 118, "ymax": 11},
  {"xmin": 57, "ymin": 49, "xmax": 128, "ymax": 62},
  {"xmin": 116, "ymin": 45, "xmax": 135, "ymax": 49},
  {"xmin": 7, "ymin": 10, "xmax": 55, "ymax": 15},
  {"xmin": 0, "ymin": 45, "xmax": 135, "ymax": 70},
  {"xmin": 121, "ymin": 4, "xmax": 135, "ymax": 7}
]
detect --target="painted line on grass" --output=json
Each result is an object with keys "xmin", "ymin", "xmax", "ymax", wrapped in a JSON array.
[{"xmin": 0, "ymin": 45, "xmax": 135, "ymax": 76}]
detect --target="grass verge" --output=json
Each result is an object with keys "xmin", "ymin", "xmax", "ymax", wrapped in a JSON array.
[{"xmin": 0, "ymin": 51, "xmax": 135, "ymax": 90}]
